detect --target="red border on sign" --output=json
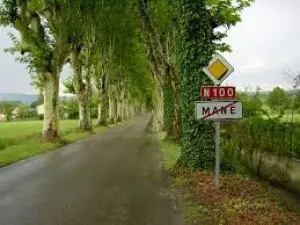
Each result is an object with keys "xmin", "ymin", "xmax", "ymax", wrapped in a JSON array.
[{"xmin": 200, "ymin": 86, "xmax": 236, "ymax": 100}]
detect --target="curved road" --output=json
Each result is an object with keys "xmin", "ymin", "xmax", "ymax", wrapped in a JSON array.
[{"xmin": 0, "ymin": 116, "xmax": 180, "ymax": 225}]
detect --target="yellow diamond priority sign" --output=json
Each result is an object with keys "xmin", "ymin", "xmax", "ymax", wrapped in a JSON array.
[{"xmin": 203, "ymin": 53, "xmax": 234, "ymax": 85}]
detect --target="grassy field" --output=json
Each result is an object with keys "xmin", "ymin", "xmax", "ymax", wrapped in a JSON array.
[
  {"xmin": 282, "ymin": 112, "xmax": 300, "ymax": 123},
  {"xmin": 0, "ymin": 120, "xmax": 107, "ymax": 167},
  {"xmin": 0, "ymin": 120, "xmax": 78, "ymax": 139},
  {"xmin": 261, "ymin": 105, "xmax": 300, "ymax": 123}
]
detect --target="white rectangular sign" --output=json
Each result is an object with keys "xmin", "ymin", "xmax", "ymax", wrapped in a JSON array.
[{"xmin": 195, "ymin": 101, "xmax": 243, "ymax": 121}]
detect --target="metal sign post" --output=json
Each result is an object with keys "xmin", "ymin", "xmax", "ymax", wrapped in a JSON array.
[
  {"xmin": 199, "ymin": 53, "xmax": 242, "ymax": 189},
  {"xmin": 215, "ymin": 120, "xmax": 221, "ymax": 188},
  {"xmin": 214, "ymin": 81, "xmax": 221, "ymax": 189}
]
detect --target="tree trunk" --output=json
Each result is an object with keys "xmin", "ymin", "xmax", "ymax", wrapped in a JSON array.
[
  {"xmin": 100, "ymin": 74, "xmax": 109, "ymax": 126},
  {"xmin": 108, "ymin": 95, "xmax": 113, "ymax": 123},
  {"xmin": 177, "ymin": 0, "xmax": 215, "ymax": 169},
  {"xmin": 72, "ymin": 52, "xmax": 92, "ymax": 131},
  {"xmin": 109, "ymin": 97, "xmax": 117, "ymax": 124},
  {"xmin": 124, "ymin": 100, "xmax": 130, "ymax": 119},
  {"xmin": 94, "ymin": 73, "xmax": 103, "ymax": 126},
  {"xmin": 153, "ymin": 83, "xmax": 164, "ymax": 132},
  {"xmin": 113, "ymin": 99, "xmax": 117, "ymax": 123},
  {"xmin": 120, "ymin": 100, "xmax": 125, "ymax": 120},
  {"xmin": 42, "ymin": 72, "xmax": 60, "ymax": 141},
  {"xmin": 96, "ymin": 102, "xmax": 102, "ymax": 126},
  {"xmin": 169, "ymin": 67, "xmax": 181, "ymax": 141},
  {"xmin": 116, "ymin": 100, "xmax": 121, "ymax": 122},
  {"xmin": 78, "ymin": 91, "xmax": 92, "ymax": 131},
  {"xmin": 119, "ymin": 85, "xmax": 125, "ymax": 121},
  {"xmin": 138, "ymin": 0, "xmax": 181, "ymax": 140}
]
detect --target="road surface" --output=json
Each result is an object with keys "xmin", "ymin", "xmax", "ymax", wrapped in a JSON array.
[{"xmin": 0, "ymin": 116, "xmax": 180, "ymax": 225}]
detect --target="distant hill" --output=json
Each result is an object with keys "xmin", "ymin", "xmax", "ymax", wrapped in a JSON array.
[{"xmin": 0, "ymin": 93, "xmax": 38, "ymax": 103}]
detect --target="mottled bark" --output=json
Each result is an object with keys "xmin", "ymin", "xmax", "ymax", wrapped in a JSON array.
[
  {"xmin": 168, "ymin": 67, "xmax": 181, "ymax": 140},
  {"xmin": 78, "ymin": 90, "xmax": 92, "ymax": 131},
  {"xmin": 72, "ymin": 51, "xmax": 92, "ymax": 131},
  {"xmin": 118, "ymin": 82, "xmax": 126, "ymax": 121},
  {"xmin": 124, "ymin": 100, "xmax": 130, "ymax": 119},
  {"xmin": 153, "ymin": 83, "xmax": 164, "ymax": 132},
  {"xmin": 42, "ymin": 72, "xmax": 60, "ymax": 141},
  {"xmin": 93, "ymin": 73, "xmax": 103, "ymax": 126},
  {"xmin": 120, "ymin": 100, "xmax": 125, "ymax": 121},
  {"xmin": 116, "ymin": 100, "xmax": 121, "ymax": 122},
  {"xmin": 109, "ymin": 95, "xmax": 117, "ymax": 124},
  {"xmin": 100, "ymin": 74, "xmax": 109, "ymax": 126},
  {"xmin": 138, "ymin": 0, "xmax": 180, "ymax": 139},
  {"xmin": 96, "ymin": 103, "xmax": 102, "ymax": 126}
]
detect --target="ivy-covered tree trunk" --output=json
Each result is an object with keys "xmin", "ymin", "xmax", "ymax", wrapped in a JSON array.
[
  {"xmin": 178, "ymin": 0, "xmax": 215, "ymax": 169},
  {"xmin": 43, "ymin": 72, "xmax": 60, "ymax": 141}
]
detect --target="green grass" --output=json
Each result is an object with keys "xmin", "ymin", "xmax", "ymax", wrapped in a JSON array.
[
  {"xmin": 282, "ymin": 113, "xmax": 300, "ymax": 123},
  {"xmin": 0, "ymin": 119, "xmax": 110, "ymax": 167},
  {"xmin": 158, "ymin": 132, "xmax": 181, "ymax": 169},
  {"xmin": 261, "ymin": 105, "xmax": 300, "ymax": 123},
  {"xmin": 0, "ymin": 120, "xmax": 78, "ymax": 139}
]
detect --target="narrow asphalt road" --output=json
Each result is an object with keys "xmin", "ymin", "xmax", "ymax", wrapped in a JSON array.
[{"xmin": 0, "ymin": 116, "xmax": 180, "ymax": 225}]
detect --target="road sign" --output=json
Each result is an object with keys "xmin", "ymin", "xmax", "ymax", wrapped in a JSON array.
[
  {"xmin": 203, "ymin": 53, "xmax": 234, "ymax": 85},
  {"xmin": 200, "ymin": 86, "xmax": 236, "ymax": 99},
  {"xmin": 195, "ymin": 100, "xmax": 243, "ymax": 121}
]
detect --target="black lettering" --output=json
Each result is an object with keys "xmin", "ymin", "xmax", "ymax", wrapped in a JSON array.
[
  {"xmin": 230, "ymin": 106, "xmax": 236, "ymax": 114},
  {"xmin": 213, "ymin": 107, "xmax": 218, "ymax": 114},
  {"xmin": 220, "ymin": 107, "xmax": 227, "ymax": 114},
  {"xmin": 202, "ymin": 107, "xmax": 210, "ymax": 115}
]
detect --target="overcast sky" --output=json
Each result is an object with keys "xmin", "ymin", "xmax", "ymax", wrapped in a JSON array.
[{"xmin": 1, "ymin": 0, "xmax": 300, "ymax": 94}]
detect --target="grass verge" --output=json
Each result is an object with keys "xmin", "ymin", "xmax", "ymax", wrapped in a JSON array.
[
  {"xmin": 158, "ymin": 132, "xmax": 300, "ymax": 224},
  {"xmin": 158, "ymin": 132, "xmax": 181, "ymax": 169},
  {"xmin": 0, "ymin": 120, "xmax": 126, "ymax": 167}
]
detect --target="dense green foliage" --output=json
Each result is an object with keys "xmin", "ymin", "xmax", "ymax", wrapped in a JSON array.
[
  {"xmin": 178, "ymin": 0, "xmax": 215, "ymax": 169},
  {"xmin": 17, "ymin": 103, "xmax": 37, "ymax": 118},
  {"xmin": 0, "ymin": 101, "xmax": 18, "ymax": 121},
  {"xmin": 0, "ymin": 0, "xmax": 255, "ymax": 171},
  {"xmin": 0, "ymin": 0, "xmax": 154, "ymax": 139},
  {"xmin": 177, "ymin": 0, "xmax": 253, "ymax": 169},
  {"xmin": 236, "ymin": 91, "xmax": 266, "ymax": 117},
  {"xmin": 267, "ymin": 87, "xmax": 290, "ymax": 114},
  {"xmin": 219, "ymin": 87, "xmax": 300, "ymax": 196}
]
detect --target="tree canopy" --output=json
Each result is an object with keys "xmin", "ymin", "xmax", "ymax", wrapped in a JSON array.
[{"xmin": 0, "ymin": 0, "xmax": 254, "ymax": 170}]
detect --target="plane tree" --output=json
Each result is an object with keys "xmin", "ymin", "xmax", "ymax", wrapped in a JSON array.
[
  {"xmin": 178, "ymin": 0, "xmax": 254, "ymax": 168},
  {"xmin": 0, "ymin": 0, "xmax": 78, "ymax": 141}
]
